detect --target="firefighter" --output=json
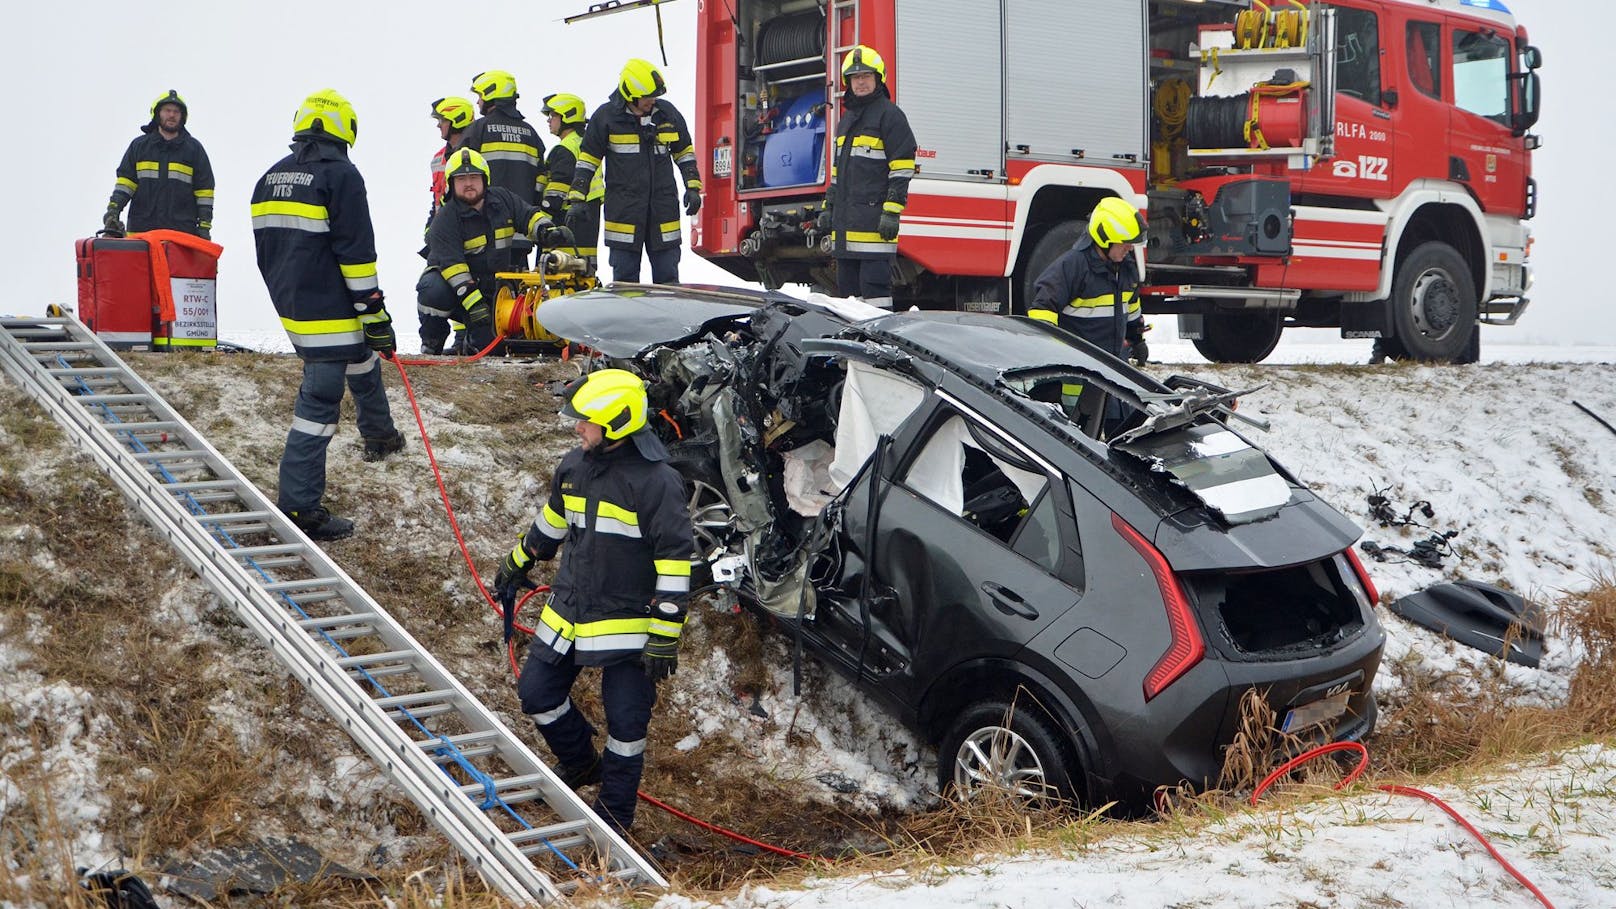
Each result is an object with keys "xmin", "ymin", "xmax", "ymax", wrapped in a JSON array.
[
  {"xmin": 565, "ymin": 59, "xmax": 701, "ymax": 285},
  {"xmin": 1029, "ymin": 197, "xmax": 1149, "ymax": 364},
  {"xmin": 493, "ymin": 369, "xmax": 694, "ymax": 835},
  {"xmin": 417, "ymin": 148, "xmax": 571, "ymax": 355},
  {"xmin": 462, "ymin": 70, "xmax": 545, "ymax": 267},
  {"xmin": 814, "ymin": 45, "xmax": 917, "ymax": 309},
  {"xmin": 539, "ymin": 92, "xmax": 605, "ymax": 273},
  {"xmin": 417, "ymin": 96, "xmax": 475, "ymax": 354},
  {"xmin": 250, "ymin": 89, "xmax": 405, "ymax": 541},
  {"xmin": 103, "ymin": 90, "xmax": 216, "ymax": 239}
]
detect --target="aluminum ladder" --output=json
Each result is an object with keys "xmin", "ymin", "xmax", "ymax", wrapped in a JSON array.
[{"xmin": 0, "ymin": 314, "xmax": 667, "ymax": 903}]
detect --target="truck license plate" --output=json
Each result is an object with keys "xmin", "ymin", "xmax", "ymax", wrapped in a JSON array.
[
  {"xmin": 1281, "ymin": 690, "xmax": 1351, "ymax": 732},
  {"xmin": 713, "ymin": 145, "xmax": 732, "ymax": 178}
]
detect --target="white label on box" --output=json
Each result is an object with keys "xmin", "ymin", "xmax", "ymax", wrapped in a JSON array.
[{"xmin": 170, "ymin": 277, "xmax": 217, "ymax": 340}]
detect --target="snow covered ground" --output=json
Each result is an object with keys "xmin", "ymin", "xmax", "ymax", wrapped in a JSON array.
[{"xmin": 5, "ymin": 325, "xmax": 1615, "ymax": 908}]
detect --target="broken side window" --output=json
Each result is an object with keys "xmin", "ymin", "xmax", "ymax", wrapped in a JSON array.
[{"xmin": 897, "ymin": 410, "xmax": 1055, "ymax": 557}]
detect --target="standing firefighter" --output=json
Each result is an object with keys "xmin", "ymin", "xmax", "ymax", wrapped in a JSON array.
[
  {"xmin": 251, "ymin": 89, "xmax": 405, "ymax": 541},
  {"xmin": 426, "ymin": 95, "xmax": 475, "ymax": 224},
  {"xmin": 540, "ymin": 92, "xmax": 605, "ymax": 273},
  {"xmin": 493, "ymin": 369, "xmax": 694, "ymax": 835},
  {"xmin": 1029, "ymin": 197, "xmax": 1148, "ymax": 363},
  {"xmin": 815, "ymin": 45, "xmax": 917, "ymax": 310},
  {"xmin": 463, "ymin": 70, "xmax": 544, "ymax": 266},
  {"xmin": 417, "ymin": 148, "xmax": 569, "ymax": 354},
  {"xmin": 566, "ymin": 59, "xmax": 701, "ymax": 285},
  {"xmin": 104, "ymin": 90, "xmax": 216, "ymax": 238}
]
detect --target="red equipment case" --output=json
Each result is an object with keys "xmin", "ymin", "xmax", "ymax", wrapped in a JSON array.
[{"xmin": 75, "ymin": 234, "xmax": 156, "ymax": 348}]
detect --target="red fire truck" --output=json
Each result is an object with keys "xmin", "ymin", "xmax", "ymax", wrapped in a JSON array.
[{"xmin": 687, "ymin": 0, "xmax": 1542, "ymax": 362}]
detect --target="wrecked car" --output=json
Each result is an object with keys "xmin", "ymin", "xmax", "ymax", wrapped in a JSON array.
[{"xmin": 536, "ymin": 286, "xmax": 1386, "ymax": 807}]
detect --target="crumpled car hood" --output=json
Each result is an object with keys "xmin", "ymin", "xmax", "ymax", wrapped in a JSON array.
[{"xmin": 534, "ymin": 284, "xmax": 772, "ymax": 357}]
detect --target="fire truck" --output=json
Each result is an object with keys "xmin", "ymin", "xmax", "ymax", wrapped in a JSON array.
[{"xmin": 686, "ymin": 0, "xmax": 1542, "ymax": 362}]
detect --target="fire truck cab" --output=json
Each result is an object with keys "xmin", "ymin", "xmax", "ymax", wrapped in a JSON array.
[{"xmin": 691, "ymin": 0, "xmax": 1542, "ymax": 362}]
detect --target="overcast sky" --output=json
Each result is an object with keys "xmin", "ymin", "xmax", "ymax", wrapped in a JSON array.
[{"xmin": 5, "ymin": 0, "xmax": 1607, "ymax": 350}]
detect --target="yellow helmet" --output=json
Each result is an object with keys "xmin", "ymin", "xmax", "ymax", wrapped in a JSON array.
[
  {"xmin": 1089, "ymin": 197, "xmax": 1146, "ymax": 249},
  {"xmin": 840, "ymin": 45, "xmax": 887, "ymax": 85},
  {"xmin": 149, "ymin": 89, "xmax": 188, "ymax": 125},
  {"xmin": 431, "ymin": 95, "xmax": 475, "ymax": 130},
  {"xmin": 559, "ymin": 369, "xmax": 649, "ymax": 440},
  {"xmin": 443, "ymin": 147, "xmax": 491, "ymax": 187},
  {"xmin": 618, "ymin": 59, "xmax": 667, "ymax": 103},
  {"xmin": 541, "ymin": 92, "xmax": 588, "ymax": 127},
  {"xmin": 471, "ymin": 70, "xmax": 518, "ymax": 103},
  {"xmin": 293, "ymin": 89, "xmax": 358, "ymax": 146}
]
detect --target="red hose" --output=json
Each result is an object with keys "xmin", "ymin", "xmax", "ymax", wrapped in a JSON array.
[
  {"xmin": 388, "ymin": 349, "xmax": 830, "ymax": 863},
  {"xmin": 1252, "ymin": 742, "xmax": 1556, "ymax": 909}
]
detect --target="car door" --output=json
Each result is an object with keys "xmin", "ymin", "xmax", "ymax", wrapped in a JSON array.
[{"xmin": 823, "ymin": 391, "xmax": 1081, "ymax": 713}]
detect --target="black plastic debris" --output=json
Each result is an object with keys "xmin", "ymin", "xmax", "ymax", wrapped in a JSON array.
[
  {"xmin": 160, "ymin": 837, "xmax": 372, "ymax": 902},
  {"xmin": 1387, "ymin": 579, "xmax": 1546, "ymax": 668},
  {"xmin": 79, "ymin": 867, "xmax": 159, "ymax": 909}
]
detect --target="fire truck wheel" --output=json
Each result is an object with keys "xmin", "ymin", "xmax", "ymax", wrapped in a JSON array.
[
  {"xmin": 1191, "ymin": 311, "xmax": 1283, "ymax": 363},
  {"xmin": 1016, "ymin": 219, "xmax": 1084, "ymax": 315},
  {"xmin": 1388, "ymin": 241, "xmax": 1478, "ymax": 362}
]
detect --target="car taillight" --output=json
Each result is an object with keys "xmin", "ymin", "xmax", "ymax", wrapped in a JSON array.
[
  {"xmin": 1343, "ymin": 546, "xmax": 1380, "ymax": 608},
  {"xmin": 1112, "ymin": 513, "xmax": 1205, "ymax": 701}
]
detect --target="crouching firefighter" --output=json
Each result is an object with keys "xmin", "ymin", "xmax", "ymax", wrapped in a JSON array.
[
  {"xmin": 416, "ymin": 148, "xmax": 572, "ymax": 354},
  {"xmin": 493, "ymin": 369, "xmax": 695, "ymax": 835}
]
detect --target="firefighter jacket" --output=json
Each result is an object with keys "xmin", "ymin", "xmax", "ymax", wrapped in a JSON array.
[
  {"xmin": 828, "ymin": 86, "xmax": 917, "ymax": 260},
  {"xmin": 569, "ymin": 96, "xmax": 700, "ymax": 253},
  {"xmin": 423, "ymin": 186, "xmax": 549, "ymax": 318},
  {"xmin": 520, "ymin": 439, "xmax": 694, "ymax": 667},
  {"xmin": 1029, "ymin": 233, "xmax": 1141, "ymax": 358},
  {"xmin": 251, "ymin": 137, "xmax": 385, "ymax": 363},
  {"xmin": 462, "ymin": 101, "xmax": 544, "ymax": 206},
  {"xmin": 422, "ymin": 139, "xmax": 466, "ymax": 251},
  {"xmin": 541, "ymin": 129, "xmax": 605, "ymax": 258},
  {"xmin": 108, "ymin": 127, "xmax": 215, "ymax": 236}
]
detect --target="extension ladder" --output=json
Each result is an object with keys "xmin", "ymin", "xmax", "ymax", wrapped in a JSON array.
[{"xmin": 0, "ymin": 315, "xmax": 666, "ymax": 903}]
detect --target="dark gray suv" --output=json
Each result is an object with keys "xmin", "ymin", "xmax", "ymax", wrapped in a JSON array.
[{"xmin": 537, "ymin": 286, "xmax": 1385, "ymax": 807}]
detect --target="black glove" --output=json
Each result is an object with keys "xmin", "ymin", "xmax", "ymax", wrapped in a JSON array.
[
  {"xmin": 459, "ymin": 286, "xmax": 491, "ymax": 328},
  {"xmin": 683, "ymin": 186, "xmax": 702, "ymax": 217},
  {"xmin": 1129, "ymin": 338, "xmax": 1150, "ymax": 365},
  {"xmin": 815, "ymin": 208, "xmax": 833, "ymax": 234},
  {"xmin": 877, "ymin": 210, "xmax": 901, "ymax": 242},
  {"xmin": 494, "ymin": 544, "xmax": 537, "ymax": 643},
  {"xmin": 642, "ymin": 601, "xmax": 685, "ymax": 684},
  {"xmin": 539, "ymin": 223, "xmax": 574, "ymax": 249},
  {"xmin": 103, "ymin": 208, "xmax": 125, "ymax": 235},
  {"xmin": 564, "ymin": 202, "xmax": 589, "ymax": 236},
  {"xmin": 362, "ymin": 313, "xmax": 397, "ymax": 358}
]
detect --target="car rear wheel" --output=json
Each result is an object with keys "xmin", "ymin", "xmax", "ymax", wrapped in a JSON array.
[{"xmin": 939, "ymin": 700, "xmax": 1079, "ymax": 805}]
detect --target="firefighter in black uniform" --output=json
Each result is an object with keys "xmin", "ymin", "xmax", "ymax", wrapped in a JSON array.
[
  {"xmin": 539, "ymin": 92, "xmax": 605, "ymax": 274},
  {"xmin": 104, "ymin": 90, "xmax": 216, "ymax": 238},
  {"xmin": 250, "ymin": 89, "xmax": 404, "ymax": 541},
  {"xmin": 463, "ymin": 70, "xmax": 545, "ymax": 267},
  {"xmin": 1029, "ymin": 196, "xmax": 1148, "ymax": 362},
  {"xmin": 565, "ymin": 59, "xmax": 701, "ymax": 285},
  {"xmin": 494, "ymin": 368, "xmax": 694, "ymax": 835},
  {"xmin": 417, "ymin": 148, "xmax": 569, "ymax": 354},
  {"xmin": 815, "ymin": 45, "xmax": 917, "ymax": 310}
]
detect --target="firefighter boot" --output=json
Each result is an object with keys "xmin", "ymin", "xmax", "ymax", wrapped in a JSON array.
[
  {"xmin": 557, "ymin": 753, "xmax": 602, "ymax": 790},
  {"xmin": 362, "ymin": 430, "xmax": 406, "ymax": 462},
  {"xmin": 284, "ymin": 505, "xmax": 355, "ymax": 541}
]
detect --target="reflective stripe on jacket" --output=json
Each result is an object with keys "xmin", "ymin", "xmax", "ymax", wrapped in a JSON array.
[
  {"xmin": 251, "ymin": 138, "xmax": 383, "ymax": 362},
  {"xmin": 828, "ymin": 88, "xmax": 916, "ymax": 260},
  {"xmin": 570, "ymin": 96, "xmax": 700, "ymax": 253},
  {"xmin": 521, "ymin": 440, "xmax": 694, "ymax": 666},
  {"xmin": 462, "ymin": 101, "xmax": 544, "ymax": 206},
  {"xmin": 423, "ymin": 186, "xmax": 547, "ymax": 316},
  {"xmin": 1028, "ymin": 233, "xmax": 1141, "ymax": 357},
  {"xmin": 110, "ymin": 128, "xmax": 215, "ymax": 235}
]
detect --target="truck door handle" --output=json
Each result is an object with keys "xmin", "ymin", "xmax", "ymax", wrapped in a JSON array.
[{"xmin": 983, "ymin": 582, "xmax": 1040, "ymax": 620}]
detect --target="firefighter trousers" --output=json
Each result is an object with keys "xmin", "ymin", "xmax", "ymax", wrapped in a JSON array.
[
  {"xmin": 415, "ymin": 269, "xmax": 495, "ymax": 355},
  {"xmin": 608, "ymin": 244, "xmax": 680, "ymax": 285},
  {"xmin": 276, "ymin": 354, "xmax": 396, "ymax": 512},
  {"xmin": 518, "ymin": 645, "xmax": 657, "ymax": 833},
  {"xmin": 835, "ymin": 255, "xmax": 894, "ymax": 309}
]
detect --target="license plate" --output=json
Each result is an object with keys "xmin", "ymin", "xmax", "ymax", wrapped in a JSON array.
[
  {"xmin": 1281, "ymin": 690, "xmax": 1351, "ymax": 732},
  {"xmin": 712, "ymin": 145, "xmax": 733, "ymax": 178}
]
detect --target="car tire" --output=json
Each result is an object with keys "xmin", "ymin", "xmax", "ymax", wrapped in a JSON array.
[
  {"xmin": 1017, "ymin": 220, "xmax": 1084, "ymax": 317},
  {"xmin": 938, "ymin": 699, "xmax": 1080, "ymax": 805},
  {"xmin": 1387, "ymin": 241, "xmax": 1478, "ymax": 362},
  {"xmin": 1191, "ymin": 310, "xmax": 1283, "ymax": 363}
]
